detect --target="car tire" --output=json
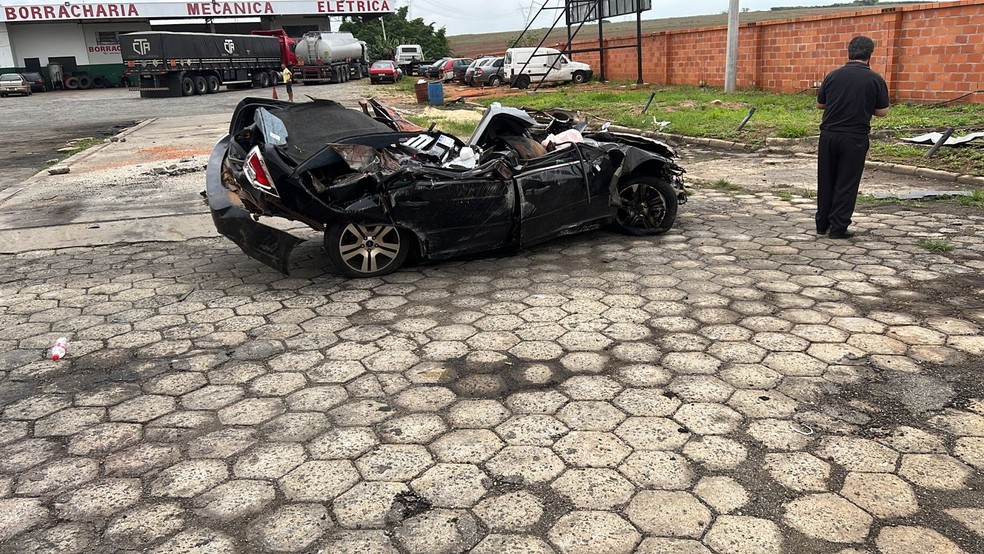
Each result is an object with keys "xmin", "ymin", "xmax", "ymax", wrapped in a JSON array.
[
  {"xmin": 614, "ymin": 176, "xmax": 679, "ymax": 236},
  {"xmin": 572, "ymin": 71, "xmax": 588, "ymax": 84},
  {"xmin": 514, "ymin": 75, "xmax": 531, "ymax": 89},
  {"xmin": 325, "ymin": 223, "xmax": 410, "ymax": 278},
  {"xmin": 489, "ymin": 76, "xmax": 502, "ymax": 87},
  {"xmin": 193, "ymin": 75, "xmax": 207, "ymax": 95},
  {"xmin": 206, "ymin": 75, "xmax": 221, "ymax": 93},
  {"xmin": 181, "ymin": 76, "xmax": 195, "ymax": 96}
]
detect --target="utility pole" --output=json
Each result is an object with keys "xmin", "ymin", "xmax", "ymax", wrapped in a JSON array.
[
  {"xmin": 724, "ymin": 0, "xmax": 739, "ymax": 92},
  {"xmin": 381, "ymin": 17, "xmax": 387, "ymax": 42}
]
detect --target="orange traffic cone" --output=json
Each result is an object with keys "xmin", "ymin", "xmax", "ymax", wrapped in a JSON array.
[{"xmin": 272, "ymin": 86, "xmax": 278, "ymax": 100}]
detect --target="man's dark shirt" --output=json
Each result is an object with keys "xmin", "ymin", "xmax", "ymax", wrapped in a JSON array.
[{"xmin": 817, "ymin": 61, "xmax": 889, "ymax": 135}]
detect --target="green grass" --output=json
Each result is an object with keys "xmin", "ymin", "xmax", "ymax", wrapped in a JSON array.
[
  {"xmin": 956, "ymin": 189, "xmax": 984, "ymax": 209},
  {"xmin": 776, "ymin": 190, "xmax": 794, "ymax": 201},
  {"xmin": 917, "ymin": 239, "xmax": 955, "ymax": 252},
  {"xmin": 707, "ymin": 179, "xmax": 745, "ymax": 192},
  {"xmin": 66, "ymin": 138, "xmax": 102, "ymax": 156}
]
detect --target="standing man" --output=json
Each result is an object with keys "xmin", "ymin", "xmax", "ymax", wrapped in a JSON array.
[
  {"xmin": 281, "ymin": 64, "xmax": 294, "ymax": 102},
  {"xmin": 815, "ymin": 36, "xmax": 890, "ymax": 239}
]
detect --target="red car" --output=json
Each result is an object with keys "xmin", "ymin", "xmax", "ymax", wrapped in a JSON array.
[{"xmin": 369, "ymin": 60, "xmax": 402, "ymax": 84}]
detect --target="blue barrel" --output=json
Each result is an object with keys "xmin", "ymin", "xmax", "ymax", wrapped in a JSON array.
[{"xmin": 427, "ymin": 81, "xmax": 444, "ymax": 105}]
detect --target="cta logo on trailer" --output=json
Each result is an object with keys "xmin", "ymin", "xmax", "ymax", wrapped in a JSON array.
[
  {"xmin": 132, "ymin": 38, "xmax": 151, "ymax": 55},
  {"xmin": 224, "ymin": 39, "xmax": 236, "ymax": 55}
]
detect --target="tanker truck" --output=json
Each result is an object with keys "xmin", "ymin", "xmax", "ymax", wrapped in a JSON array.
[
  {"xmin": 293, "ymin": 32, "xmax": 369, "ymax": 84},
  {"xmin": 121, "ymin": 31, "xmax": 292, "ymax": 98}
]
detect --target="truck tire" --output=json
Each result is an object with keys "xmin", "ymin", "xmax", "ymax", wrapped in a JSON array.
[
  {"xmin": 572, "ymin": 71, "xmax": 588, "ymax": 84},
  {"xmin": 77, "ymin": 75, "xmax": 92, "ymax": 89},
  {"xmin": 181, "ymin": 76, "xmax": 195, "ymax": 96},
  {"xmin": 64, "ymin": 76, "xmax": 79, "ymax": 89},
  {"xmin": 206, "ymin": 75, "xmax": 220, "ymax": 94},
  {"xmin": 193, "ymin": 75, "xmax": 207, "ymax": 95},
  {"xmin": 258, "ymin": 72, "xmax": 270, "ymax": 88}
]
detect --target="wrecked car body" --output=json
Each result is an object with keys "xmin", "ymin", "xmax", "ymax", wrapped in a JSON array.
[{"xmin": 205, "ymin": 97, "xmax": 688, "ymax": 277}]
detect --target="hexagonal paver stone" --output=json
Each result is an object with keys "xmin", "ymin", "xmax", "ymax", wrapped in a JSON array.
[
  {"xmin": 683, "ymin": 436, "xmax": 748, "ymax": 470},
  {"xmin": 782, "ymin": 493, "xmax": 872, "ymax": 543},
  {"xmin": 54, "ymin": 478, "xmax": 142, "ymax": 521},
  {"xmin": 378, "ymin": 414, "xmax": 448, "ymax": 444},
  {"xmin": 954, "ymin": 437, "xmax": 984, "ymax": 470},
  {"xmin": 104, "ymin": 502, "xmax": 187, "ymax": 549},
  {"xmin": 150, "ymin": 460, "xmax": 229, "ymax": 498},
  {"xmin": 0, "ymin": 498, "xmax": 49, "ymax": 542},
  {"xmin": 0, "ymin": 438, "xmax": 62, "ymax": 473},
  {"xmin": 560, "ymin": 352, "xmax": 611, "ymax": 374},
  {"xmin": 357, "ymin": 445, "xmax": 434, "ymax": 481},
  {"xmin": 411, "ymin": 463, "xmax": 489, "ymax": 508},
  {"xmin": 817, "ymin": 436, "xmax": 899, "ymax": 473},
  {"xmin": 636, "ymin": 537, "xmax": 710, "ymax": 553},
  {"xmin": 193, "ymin": 480, "xmax": 275, "ymax": 521},
  {"xmin": 693, "ymin": 476, "xmax": 749, "ymax": 515},
  {"xmin": 552, "ymin": 431, "xmax": 631, "ymax": 468},
  {"xmin": 472, "ymin": 534, "xmax": 555, "ymax": 554},
  {"xmin": 552, "ymin": 468, "xmax": 634, "ymax": 509},
  {"xmin": 875, "ymin": 426, "xmax": 947, "ymax": 454},
  {"xmin": 2, "ymin": 394, "xmax": 71, "ymax": 420},
  {"xmin": 496, "ymin": 415, "xmax": 569, "ymax": 446},
  {"xmin": 187, "ymin": 428, "xmax": 257, "ymax": 459},
  {"xmin": 181, "ymin": 385, "xmax": 245, "ymax": 410},
  {"xmin": 15, "ymin": 457, "xmax": 100, "ymax": 496},
  {"xmin": 261, "ymin": 412, "xmax": 330, "ymax": 442},
  {"xmin": 875, "ymin": 525, "xmax": 966, "ymax": 554},
  {"xmin": 234, "ymin": 443, "xmax": 306, "ymax": 479},
  {"xmin": 613, "ymin": 389, "xmax": 680, "ymax": 417},
  {"xmin": 899, "ymin": 453, "xmax": 973, "ymax": 490},
  {"xmin": 109, "ymin": 395, "xmax": 176, "ymax": 423},
  {"xmin": 615, "ymin": 417, "xmax": 690, "ymax": 450},
  {"xmin": 556, "ymin": 401, "xmax": 627, "ymax": 431},
  {"xmin": 280, "ymin": 460, "xmax": 360, "ymax": 501},
  {"xmin": 34, "ymin": 407, "xmax": 105, "ymax": 437},
  {"xmin": 763, "ymin": 452, "xmax": 830, "ymax": 492},
  {"xmin": 746, "ymin": 419, "xmax": 814, "ymax": 451},
  {"xmin": 929, "ymin": 408, "xmax": 984, "ymax": 436},
  {"xmin": 247, "ymin": 503, "xmax": 332, "ymax": 552},
  {"xmin": 248, "ymin": 372, "xmax": 306, "ymax": 396},
  {"xmin": 144, "ymin": 372, "xmax": 208, "ymax": 395},
  {"xmin": 703, "ymin": 515, "xmax": 783, "ymax": 554},
  {"xmin": 217, "ymin": 398, "xmax": 285, "ymax": 426},
  {"xmin": 105, "ymin": 443, "xmax": 182, "ymax": 477},
  {"xmin": 446, "ymin": 399, "xmax": 511, "ymax": 428},
  {"xmin": 332, "ymin": 481, "xmax": 409, "ymax": 529},
  {"xmin": 13, "ymin": 522, "xmax": 98, "ymax": 553},
  {"xmin": 147, "ymin": 527, "xmax": 236, "ymax": 554},
  {"xmin": 319, "ymin": 529, "xmax": 399, "ymax": 553},
  {"xmin": 944, "ymin": 507, "xmax": 984, "ymax": 537},
  {"xmin": 307, "ymin": 427, "xmax": 378, "ymax": 460},
  {"xmin": 473, "ymin": 490, "xmax": 544, "ymax": 532},
  {"xmin": 762, "ymin": 352, "xmax": 826, "ymax": 377},
  {"xmin": 392, "ymin": 386, "xmax": 457, "ymax": 412},
  {"xmin": 618, "ymin": 450, "xmax": 693, "ymax": 489},
  {"xmin": 627, "ymin": 491, "xmax": 711, "ymax": 538},
  {"xmin": 727, "ymin": 390, "xmax": 798, "ymax": 419},
  {"xmin": 67, "ymin": 423, "xmax": 143, "ymax": 456},
  {"xmin": 394, "ymin": 509, "xmax": 482, "ymax": 554},
  {"xmin": 668, "ymin": 376, "xmax": 735, "ymax": 403},
  {"xmin": 547, "ymin": 511, "xmax": 639, "ymax": 554},
  {"xmin": 486, "ymin": 446, "xmax": 565, "ymax": 484},
  {"xmin": 661, "ymin": 352, "xmax": 722, "ymax": 374},
  {"xmin": 840, "ymin": 472, "xmax": 918, "ymax": 518},
  {"xmin": 430, "ymin": 430, "xmax": 504, "ymax": 463},
  {"xmin": 506, "ymin": 391, "xmax": 569, "ymax": 415},
  {"xmin": 674, "ymin": 403, "xmax": 743, "ymax": 435},
  {"xmin": 510, "ymin": 341, "xmax": 564, "ymax": 361}
]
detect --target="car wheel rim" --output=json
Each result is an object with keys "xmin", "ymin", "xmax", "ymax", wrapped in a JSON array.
[
  {"xmin": 617, "ymin": 182, "xmax": 668, "ymax": 230},
  {"xmin": 338, "ymin": 224, "xmax": 402, "ymax": 274}
]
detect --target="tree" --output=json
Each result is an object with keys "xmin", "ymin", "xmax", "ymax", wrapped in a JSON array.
[
  {"xmin": 340, "ymin": 7, "xmax": 452, "ymax": 61},
  {"xmin": 506, "ymin": 31, "xmax": 542, "ymax": 49}
]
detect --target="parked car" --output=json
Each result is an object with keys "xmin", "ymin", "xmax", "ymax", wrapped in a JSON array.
[
  {"xmin": 205, "ymin": 97, "xmax": 687, "ymax": 278},
  {"xmin": 21, "ymin": 72, "xmax": 46, "ymax": 92},
  {"xmin": 471, "ymin": 57, "xmax": 505, "ymax": 87},
  {"xmin": 0, "ymin": 73, "xmax": 32, "ymax": 97},
  {"xmin": 505, "ymin": 46, "xmax": 592, "ymax": 89},
  {"xmin": 423, "ymin": 57, "xmax": 451, "ymax": 79},
  {"xmin": 464, "ymin": 57, "xmax": 492, "ymax": 86},
  {"xmin": 449, "ymin": 58, "xmax": 473, "ymax": 83},
  {"xmin": 368, "ymin": 60, "xmax": 402, "ymax": 84}
]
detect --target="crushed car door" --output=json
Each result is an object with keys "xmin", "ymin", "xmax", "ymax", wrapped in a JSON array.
[
  {"xmin": 387, "ymin": 174, "xmax": 515, "ymax": 259},
  {"xmin": 515, "ymin": 144, "xmax": 613, "ymax": 246}
]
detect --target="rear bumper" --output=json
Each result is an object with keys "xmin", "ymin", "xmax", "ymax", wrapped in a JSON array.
[{"xmin": 205, "ymin": 136, "xmax": 304, "ymax": 274}]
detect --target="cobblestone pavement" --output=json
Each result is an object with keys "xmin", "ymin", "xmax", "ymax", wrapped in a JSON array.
[{"xmin": 1, "ymin": 189, "xmax": 983, "ymax": 553}]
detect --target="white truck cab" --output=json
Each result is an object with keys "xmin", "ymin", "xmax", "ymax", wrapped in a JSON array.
[
  {"xmin": 504, "ymin": 47, "xmax": 593, "ymax": 89},
  {"xmin": 395, "ymin": 44, "xmax": 424, "ymax": 65}
]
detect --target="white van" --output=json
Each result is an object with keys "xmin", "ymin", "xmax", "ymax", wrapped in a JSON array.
[
  {"xmin": 504, "ymin": 47, "xmax": 593, "ymax": 89},
  {"xmin": 395, "ymin": 44, "xmax": 424, "ymax": 65}
]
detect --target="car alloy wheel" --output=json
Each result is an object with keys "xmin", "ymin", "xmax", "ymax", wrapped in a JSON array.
[
  {"xmin": 614, "ymin": 176, "xmax": 678, "ymax": 236},
  {"xmin": 326, "ymin": 223, "xmax": 410, "ymax": 277}
]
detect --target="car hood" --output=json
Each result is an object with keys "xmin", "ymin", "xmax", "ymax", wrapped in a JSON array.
[{"xmin": 466, "ymin": 104, "xmax": 537, "ymax": 147}]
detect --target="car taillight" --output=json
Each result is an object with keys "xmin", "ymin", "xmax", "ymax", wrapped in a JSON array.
[
  {"xmin": 243, "ymin": 146, "xmax": 279, "ymax": 197},
  {"xmin": 475, "ymin": 68, "xmax": 484, "ymax": 75}
]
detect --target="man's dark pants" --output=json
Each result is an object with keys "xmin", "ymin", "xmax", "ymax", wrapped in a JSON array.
[{"xmin": 816, "ymin": 131, "xmax": 869, "ymax": 234}]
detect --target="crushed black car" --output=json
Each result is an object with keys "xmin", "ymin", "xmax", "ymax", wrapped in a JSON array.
[{"xmin": 205, "ymin": 97, "xmax": 688, "ymax": 277}]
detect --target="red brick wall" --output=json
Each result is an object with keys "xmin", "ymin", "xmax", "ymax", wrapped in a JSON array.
[{"xmin": 567, "ymin": 0, "xmax": 984, "ymax": 104}]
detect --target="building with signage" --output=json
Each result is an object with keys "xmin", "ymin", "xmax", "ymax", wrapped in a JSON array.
[{"xmin": 0, "ymin": 0, "xmax": 393, "ymax": 86}]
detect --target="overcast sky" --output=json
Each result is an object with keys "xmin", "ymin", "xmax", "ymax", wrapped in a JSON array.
[{"xmin": 403, "ymin": 0, "xmax": 936, "ymax": 36}]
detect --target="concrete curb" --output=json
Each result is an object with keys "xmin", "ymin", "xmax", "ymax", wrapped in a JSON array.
[
  {"xmin": 0, "ymin": 118, "xmax": 160, "ymax": 206},
  {"xmin": 610, "ymin": 125, "xmax": 982, "ymax": 188}
]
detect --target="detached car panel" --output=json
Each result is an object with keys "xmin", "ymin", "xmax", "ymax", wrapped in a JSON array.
[{"xmin": 206, "ymin": 97, "xmax": 687, "ymax": 277}]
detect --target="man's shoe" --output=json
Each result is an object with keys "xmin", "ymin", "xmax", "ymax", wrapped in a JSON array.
[
  {"xmin": 828, "ymin": 230, "xmax": 855, "ymax": 239},
  {"xmin": 816, "ymin": 228, "xmax": 828, "ymax": 235}
]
